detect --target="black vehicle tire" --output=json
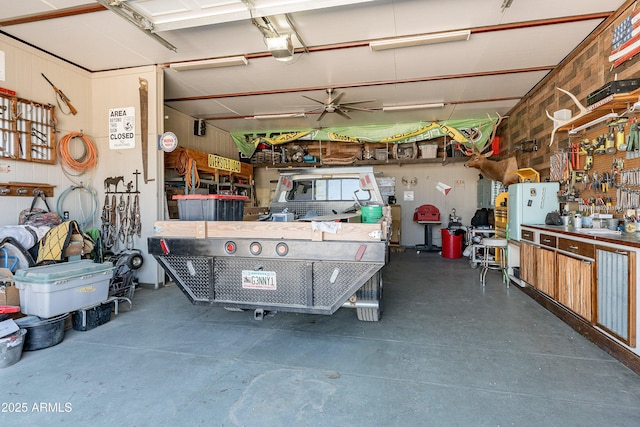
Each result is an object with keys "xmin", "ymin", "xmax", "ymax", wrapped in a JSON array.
[
  {"xmin": 356, "ymin": 270, "xmax": 383, "ymax": 322},
  {"xmin": 127, "ymin": 252, "xmax": 144, "ymax": 270}
]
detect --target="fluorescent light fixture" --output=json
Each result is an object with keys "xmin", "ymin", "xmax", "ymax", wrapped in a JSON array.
[
  {"xmin": 568, "ymin": 112, "xmax": 619, "ymax": 134},
  {"xmin": 96, "ymin": 0, "xmax": 177, "ymax": 51},
  {"xmin": 170, "ymin": 56, "xmax": 248, "ymax": 71},
  {"xmin": 382, "ymin": 103, "xmax": 445, "ymax": 112},
  {"xmin": 370, "ymin": 30, "xmax": 471, "ymax": 51},
  {"xmin": 266, "ymin": 34, "xmax": 294, "ymax": 62},
  {"xmin": 246, "ymin": 113, "xmax": 306, "ymax": 120}
]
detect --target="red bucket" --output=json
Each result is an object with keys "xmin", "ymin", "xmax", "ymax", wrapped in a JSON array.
[{"xmin": 440, "ymin": 229, "xmax": 463, "ymax": 259}]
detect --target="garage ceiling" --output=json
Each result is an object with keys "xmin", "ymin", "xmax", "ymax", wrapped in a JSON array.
[{"xmin": 0, "ymin": 0, "xmax": 626, "ymax": 135}]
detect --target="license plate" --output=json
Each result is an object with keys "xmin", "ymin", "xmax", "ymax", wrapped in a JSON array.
[{"xmin": 241, "ymin": 270, "xmax": 277, "ymax": 290}]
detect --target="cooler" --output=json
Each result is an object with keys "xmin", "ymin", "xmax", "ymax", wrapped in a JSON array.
[
  {"xmin": 14, "ymin": 260, "xmax": 114, "ymax": 318},
  {"xmin": 441, "ymin": 228, "xmax": 463, "ymax": 259}
]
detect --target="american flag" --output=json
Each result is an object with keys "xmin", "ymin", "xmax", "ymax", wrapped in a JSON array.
[{"xmin": 610, "ymin": 8, "xmax": 640, "ymax": 68}]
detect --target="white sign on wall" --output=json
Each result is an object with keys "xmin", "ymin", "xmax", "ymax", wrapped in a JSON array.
[{"xmin": 108, "ymin": 106, "xmax": 135, "ymax": 149}]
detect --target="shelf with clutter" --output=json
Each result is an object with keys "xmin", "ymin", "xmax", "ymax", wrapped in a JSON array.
[
  {"xmin": 164, "ymin": 147, "xmax": 255, "ymax": 219},
  {"xmin": 247, "ymin": 138, "xmax": 468, "ymax": 167}
]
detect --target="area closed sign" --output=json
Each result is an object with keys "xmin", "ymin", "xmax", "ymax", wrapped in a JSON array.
[{"xmin": 108, "ymin": 106, "xmax": 135, "ymax": 149}]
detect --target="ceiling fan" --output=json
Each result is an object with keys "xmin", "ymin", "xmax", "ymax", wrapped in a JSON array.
[{"xmin": 302, "ymin": 88, "xmax": 375, "ymax": 121}]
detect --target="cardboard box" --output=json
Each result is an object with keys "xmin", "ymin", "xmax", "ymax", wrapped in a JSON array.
[
  {"xmin": 0, "ymin": 268, "xmax": 20, "ymax": 307},
  {"xmin": 390, "ymin": 205, "xmax": 401, "ymax": 244},
  {"xmin": 0, "ymin": 284, "xmax": 20, "ymax": 307}
]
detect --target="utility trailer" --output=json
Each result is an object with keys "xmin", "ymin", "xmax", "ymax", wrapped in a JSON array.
[{"xmin": 148, "ymin": 167, "xmax": 389, "ymax": 321}]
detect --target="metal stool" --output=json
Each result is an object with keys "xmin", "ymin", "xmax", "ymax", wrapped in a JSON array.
[{"xmin": 479, "ymin": 237, "xmax": 509, "ymax": 287}]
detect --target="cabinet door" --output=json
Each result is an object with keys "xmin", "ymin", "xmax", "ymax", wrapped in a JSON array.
[
  {"xmin": 520, "ymin": 242, "xmax": 537, "ymax": 286},
  {"xmin": 557, "ymin": 253, "xmax": 594, "ymax": 321},
  {"xmin": 596, "ymin": 247, "xmax": 636, "ymax": 346},
  {"xmin": 536, "ymin": 247, "xmax": 556, "ymax": 298}
]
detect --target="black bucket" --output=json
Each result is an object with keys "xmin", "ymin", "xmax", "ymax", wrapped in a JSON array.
[{"xmin": 15, "ymin": 313, "xmax": 67, "ymax": 351}]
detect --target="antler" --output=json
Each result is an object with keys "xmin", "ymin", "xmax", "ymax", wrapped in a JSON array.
[
  {"xmin": 460, "ymin": 112, "xmax": 508, "ymax": 157},
  {"xmin": 488, "ymin": 112, "xmax": 507, "ymax": 145},
  {"xmin": 546, "ymin": 87, "xmax": 589, "ymax": 146},
  {"xmin": 465, "ymin": 113, "xmax": 507, "ymax": 156}
]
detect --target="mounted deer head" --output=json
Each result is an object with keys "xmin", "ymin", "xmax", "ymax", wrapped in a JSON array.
[{"xmin": 463, "ymin": 113, "xmax": 519, "ymax": 187}]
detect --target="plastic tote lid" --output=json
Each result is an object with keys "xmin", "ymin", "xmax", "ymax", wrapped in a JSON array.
[{"xmin": 14, "ymin": 260, "xmax": 114, "ymax": 285}]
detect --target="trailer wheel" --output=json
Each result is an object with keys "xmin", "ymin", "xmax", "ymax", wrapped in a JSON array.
[
  {"xmin": 127, "ymin": 252, "xmax": 144, "ymax": 270},
  {"xmin": 356, "ymin": 271, "xmax": 383, "ymax": 322}
]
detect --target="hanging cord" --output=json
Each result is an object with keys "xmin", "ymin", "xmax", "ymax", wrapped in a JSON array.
[
  {"xmin": 56, "ymin": 183, "xmax": 99, "ymax": 229},
  {"xmin": 58, "ymin": 131, "xmax": 98, "ymax": 185},
  {"xmin": 185, "ymin": 158, "xmax": 200, "ymax": 191},
  {"xmin": 174, "ymin": 149, "xmax": 188, "ymax": 175},
  {"xmin": 174, "ymin": 150, "xmax": 200, "ymax": 192}
]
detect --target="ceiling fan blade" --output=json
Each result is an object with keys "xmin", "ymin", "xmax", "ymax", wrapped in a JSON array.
[
  {"xmin": 331, "ymin": 92, "xmax": 345, "ymax": 105},
  {"xmin": 341, "ymin": 105, "xmax": 375, "ymax": 112},
  {"xmin": 302, "ymin": 95, "xmax": 326, "ymax": 105},
  {"xmin": 340, "ymin": 99, "xmax": 376, "ymax": 105},
  {"xmin": 305, "ymin": 106, "xmax": 325, "ymax": 113},
  {"xmin": 317, "ymin": 110, "xmax": 328, "ymax": 121},
  {"xmin": 335, "ymin": 108, "xmax": 352, "ymax": 119}
]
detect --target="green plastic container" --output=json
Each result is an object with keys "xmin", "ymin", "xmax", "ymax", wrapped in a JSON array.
[{"xmin": 361, "ymin": 205, "xmax": 383, "ymax": 223}]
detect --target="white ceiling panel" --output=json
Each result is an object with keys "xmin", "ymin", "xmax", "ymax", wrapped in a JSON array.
[{"xmin": 0, "ymin": 0, "xmax": 627, "ymax": 133}]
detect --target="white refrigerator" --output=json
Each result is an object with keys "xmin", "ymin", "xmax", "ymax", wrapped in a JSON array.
[{"xmin": 507, "ymin": 182, "xmax": 559, "ymax": 241}]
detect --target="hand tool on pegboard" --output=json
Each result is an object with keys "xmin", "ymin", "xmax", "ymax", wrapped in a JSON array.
[
  {"xmin": 616, "ymin": 117, "xmax": 628, "ymax": 151},
  {"xmin": 592, "ymin": 171, "xmax": 600, "ymax": 193},
  {"xmin": 604, "ymin": 128, "xmax": 616, "ymax": 154},
  {"xmin": 627, "ymin": 118, "xmax": 639, "ymax": 152},
  {"xmin": 601, "ymin": 172, "xmax": 611, "ymax": 193},
  {"xmin": 584, "ymin": 146, "xmax": 594, "ymax": 170},
  {"xmin": 570, "ymin": 142, "xmax": 580, "ymax": 170},
  {"xmin": 139, "ymin": 78, "xmax": 154, "ymax": 184}
]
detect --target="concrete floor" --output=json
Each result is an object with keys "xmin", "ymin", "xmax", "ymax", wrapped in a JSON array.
[{"xmin": 2, "ymin": 250, "xmax": 640, "ymax": 426}]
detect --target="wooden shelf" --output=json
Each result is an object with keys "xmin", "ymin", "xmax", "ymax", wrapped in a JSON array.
[
  {"xmin": 0, "ymin": 182, "xmax": 55, "ymax": 197},
  {"xmin": 252, "ymin": 156, "xmax": 467, "ymax": 169},
  {"xmin": 164, "ymin": 147, "xmax": 255, "ymax": 206},
  {"xmin": 558, "ymin": 88, "xmax": 640, "ymax": 132}
]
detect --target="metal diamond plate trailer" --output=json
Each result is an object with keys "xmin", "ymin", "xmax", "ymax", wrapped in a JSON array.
[{"xmin": 149, "ymin": 167, "xmax": 389, "ymax": 321}]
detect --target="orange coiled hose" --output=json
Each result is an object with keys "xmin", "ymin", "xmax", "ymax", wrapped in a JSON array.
[{"xmin": 58, "ymin": 131, "xmax": 98, "ymax": 173}]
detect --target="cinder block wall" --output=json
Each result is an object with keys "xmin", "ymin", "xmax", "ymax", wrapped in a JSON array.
[{"xmin": 501, "ymin": 0, "xmax": 640, "ymax": 180}]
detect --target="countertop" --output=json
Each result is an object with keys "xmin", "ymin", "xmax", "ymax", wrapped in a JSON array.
[{"xmin": 521, "ymin": 224, "xmax": 640, "ymax": 249}]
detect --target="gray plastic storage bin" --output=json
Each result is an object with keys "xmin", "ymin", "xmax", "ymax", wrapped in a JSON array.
[{"xmin": 14, "ymin": 260, "xmax": 114, "ymax": 318}]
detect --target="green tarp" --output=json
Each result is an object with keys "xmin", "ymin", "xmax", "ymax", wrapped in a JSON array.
[{"xmin": 231, "ymin": 118, "xmax": 497, "ymax": 158}]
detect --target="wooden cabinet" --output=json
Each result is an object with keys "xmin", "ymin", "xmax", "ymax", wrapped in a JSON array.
[
  {"xmin": 520, "ymin": 241, "xmax": 537, "ymax": 286},
  {"xmin": 518, "ymin": 226, "xmax": 639, "ymax": 364},
  {"xmin": 557, "ymin": 252, "xmax": 594, "ymax": 321},
  {"xmin": 596, "ymin": 246, "xmax": 636, "ymax": 346},
  {"xmin": 519, "ymin": 240, "xmax": 556, "ymax": 297},
  {"xmin": 536, "ymin": 246, "xmax": 557, "ymax": 298}
]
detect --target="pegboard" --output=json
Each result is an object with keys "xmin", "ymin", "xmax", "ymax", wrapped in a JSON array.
[{"xmin": 565, "ymin": 117, "xmax": 640, "ymax": 215}]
